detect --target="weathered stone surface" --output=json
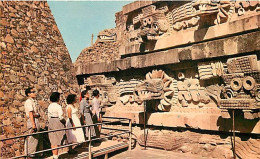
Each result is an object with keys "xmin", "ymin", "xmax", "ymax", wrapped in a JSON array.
[
  {"xmin": 0, "ymin": 18, "xmax": 8, "ymax": 26},
  {"xmin": 9, "ymin": 75, "xmax": 18, "ymax": 83},
  {"xmin": 5, "ymin": 139, "xmax": 13, "ymax": 145},
  {"xmin": 1, "ymin": 1, "xmax": 259, "ymax": 158},
  {"xmin": 0, "ymin": 142, "xmax": 3, "ymax": 149},
  {"xmin": 0, "ymin": 91, "xmax": 4, "ymax": 98},
  {"xmin": 38, "ymin": 100, "xmax": 47, "ymax": 108},
  {"xmin": 76, "ymin": 31, "xmax": 259, "ymax": 75},
  {"xmin": 13, "ymin": 100, "xmax": 21, "ymax": 106},
  {"xmin": 106, "ymin": 108, "xmax": 260, "ymax": 134},
  {"xmin": 11, "ymin": 29, "xmax": 18, "ymax": 38},
  {"xmin": 211, "ymin": 145, "xmax": 233, "ymax": 159},
  {"xmin": 31, "ymin": 45, "xmax": 39, "ymax": 53},
  {"xmin": 15, "ymin": 150, "xmax": 21, "ymax": 156},
  {"xmin": 154, "ymin": 15, "xmax": 260, "ymax": 52},
  {"xmin": 4, "ymin": 34, "xmax": 14, "ymax": 43},
  {"xmin": 3, "ymin": 126, "xmax": 15, "ymax": 134},
  {"xmin": 122, "ymin": 1, "xmax": 155, "ymax": 15},
  {"xmin": 16, "ymin": 116, "xmax": 23, "ymax": 123},
  {"xmin": 75, "ymin": 38, "xmax": 121, "ymax": 67},
  {"xmin": 3, "ymin": 119, "xmax": 12, "ymax": 125},
  {"xmin": 1, "ymin": 1, "xmax": 79, "ymax": 157},
  {"xmin": 0, "ymin": 107, "xmax": 4, "ymax": 113},
  {"xmin": 9, "ymin": 107, "xmax": 19, "ymax": 113},
  {"xmin": 114, "ymin": 1, "xmax": 260, "ymax": 56}
]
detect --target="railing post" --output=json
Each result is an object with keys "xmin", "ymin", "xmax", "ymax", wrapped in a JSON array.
[
  {"xmin": 25, "ymin": 136, "xmax": 28, "ymax": 158},
  {"xmin": 232, "ymin": 110, "xmax": 236, "ymax": 159},
  {"xmin": 143, "ymin": 100, "xmax": 146, "ymax": 150},
  {"xmin": 88, "ymin": 126, "xmax": 92, "ymax": 159},
  {"xmin": 128, "ymin": 119, "xmax": 132, "ymax": 150}
]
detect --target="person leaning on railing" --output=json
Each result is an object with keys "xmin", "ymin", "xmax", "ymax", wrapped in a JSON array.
[
  {"xmin": 47, "ymin": 92, "xmax": 66, "ymax": 159},
  {"xmin": 24, "ymin": 87, "xmax": 42, "ymax": 158}
]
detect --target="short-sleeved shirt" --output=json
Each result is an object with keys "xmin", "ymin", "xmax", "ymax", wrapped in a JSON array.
[
  {"xmin": 24, "ymin": 98, "xmax": 38, "ymax": 118},
  {"xmin": 48, "ymin": 103, "xmax": 64, "ymax": 120},
  {"xmin": 91, "ymin": 97, "xmax": 101, "ymax": 117}
]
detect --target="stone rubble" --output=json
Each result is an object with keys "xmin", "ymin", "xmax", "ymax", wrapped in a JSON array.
[{"xmin": 75, "ymin": 29, "xmax": 121, "ymax": 67}]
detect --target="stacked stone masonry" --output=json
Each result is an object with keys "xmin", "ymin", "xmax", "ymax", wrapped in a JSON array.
[
  {"xmin": 0, "ymin": 1, "xmax": 78, "ymax": 158},
  {"xmin": 74, "ymin": 28, "xmax": 121, "ymax": 67}
]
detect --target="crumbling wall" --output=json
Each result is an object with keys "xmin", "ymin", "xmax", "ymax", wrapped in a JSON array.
[
  {"xmin": 74, "ymin": 11, "xmax": 128, "ymax": 68},
  {"xmin": 0, "ymin": 1, "xmax": 79, "ymax": 157},
  {"xmin": 75, "ymin": 38, "xmax": 121, "ymax": 65}
]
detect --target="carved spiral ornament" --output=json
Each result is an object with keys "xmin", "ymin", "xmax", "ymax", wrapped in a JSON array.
[
  {"xmin": 230, "ymin": 78, "xmax": 243, "ymax": 91},
  {"xmin": 243, "ymin": 76, "xmax": 256, "ymax": 91}
]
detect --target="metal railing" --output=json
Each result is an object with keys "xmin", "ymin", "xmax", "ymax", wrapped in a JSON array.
[{"xmin": 0, "ymin": 116, "xmax": 132, "ymax": 159}]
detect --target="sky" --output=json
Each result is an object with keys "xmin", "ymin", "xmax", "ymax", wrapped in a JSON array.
[{"xmin": 48, "ymin": 1, "xmax": 132, "ymax": 63}]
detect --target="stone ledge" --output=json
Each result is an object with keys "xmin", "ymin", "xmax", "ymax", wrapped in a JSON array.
[
  {"xmin": 105, "ymin": 110, "xmax": 260, "ymax": 134},
  {"xmin": 76, "ymin": 31, "xmax": 260, "ymax": 76}
]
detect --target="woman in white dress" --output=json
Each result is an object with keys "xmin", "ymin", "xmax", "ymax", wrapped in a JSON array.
[{"xmin": 66, "ymin": 94, "xmax": 85, "ymax": 146}]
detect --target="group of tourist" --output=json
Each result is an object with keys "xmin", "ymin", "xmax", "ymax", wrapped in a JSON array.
[{"xmin": 24, "ymin": 87, "xmax": 102, "ymax": 159}]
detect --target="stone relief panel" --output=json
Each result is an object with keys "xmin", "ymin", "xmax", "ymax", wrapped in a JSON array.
[
  {"xmin": 134, "ymin": 70, "xmax": 178, "ymax": 111},
  {"xmin": 139, "ymin": 5, "xmax": 169, "ymax": 40},
  {"xmin": 83, "ymin": 54, "xmax": 259, "ymax": 120},
  {"xmin": 219, "ymin": 55, "xmax": 260, "ymax": 119},
  {"xmin": 125, "ymin": 3, "xmax": 170, "ymax": 52},
  {"xmin": 177, "ymin": 72, "xmax": 211, "ymax": 108},
  {"xmin": 235, "ymin": 0, "xmax": 260, "ymax": 16},
  {"xmin": 117, "ymin": 79, "xmax": 142, "ymax": 105},
  {"xmin": 198, "ymin": 61, "xmax": 226, "ymax": 80},
  {"xmin": 122, "ymin": 0, "xmax": 260, "ymax": 54},
  {"xmin": 97, "ymin": 29, "xmax": 117, "ymax": 43},
  {"xmin": 170, "ymin": 1, "xmax": 200, "ymax": 31},
  {"xmin": 197, "ymin": 54, "xmax": 260, "ymax": 119}
]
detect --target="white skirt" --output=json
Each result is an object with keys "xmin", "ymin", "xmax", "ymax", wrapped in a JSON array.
[{"xmin": 66, "ymin": 115, "xmax": 85, "ymax": 143}]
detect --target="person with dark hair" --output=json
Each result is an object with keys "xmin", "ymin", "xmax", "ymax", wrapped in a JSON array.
[
  {"xmin": 47, "ymin": 92, "xmax": 65, "ymax": 159},
  {"xmin": 66, "ymin": 94, "xmax": 85, "ymax": 149},
  {"xmin": 85, "ymin": 86, "xmax": 91, "ymax": 91},
  {"xmin": 79, "ymin": 90, "xmax": 96, "ymax": 139},
  {"xmin": 91, "ymin": 89, "xmax": 102, "ymax": 137},
  {"xmin": 24, "ymin": 87, "xmax": 41, "ymax": 158},
  {"xmin": 79, "ymin": 86, "xmax": 92, "ymax": 102}
]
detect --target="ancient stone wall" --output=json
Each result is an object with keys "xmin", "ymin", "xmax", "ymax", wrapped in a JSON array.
[
  {"xmin": 0, "ymin": 1, "xmax": 78, "ymax": 157},
  {"xmin": 119, "ymin": 0, "xmax": 260, "ymax": 55},
  {"xmin": 75, "ymin": 1, "xmax": 260, "ymax": 158},
  {"xmin": 75, "ymin": 1, "xmax": 260, "ymax": 133},
  {"xmin": 103, "ymin": 125, "xmax": 260, "ymax": 159},
  {"xmin": 75, "ymin": 39, "xmax": 120, "ymax": 66}
]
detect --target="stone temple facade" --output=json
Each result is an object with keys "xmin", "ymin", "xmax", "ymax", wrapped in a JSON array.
[
  {"xmin": 75, "ymin": 1, "xmax": 260, "ymax": 159},
  {"xmin": 0, "ymin": 1, "xmax": 78, "ymax": 157},
  {"xmin": 1, "ymin": 1, "xmax": 260, "ymax": 158}
]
